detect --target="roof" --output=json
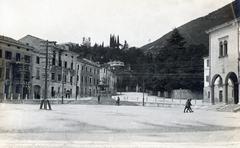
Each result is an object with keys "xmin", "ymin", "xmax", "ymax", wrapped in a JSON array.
[
  {"xmin": 78, "ymin": 58, "xmax": 100, "ymax": 68},
  {"xmin": 0, "ymin": 35, "xmax": 33, "ymax": 50},
  {"xmin": 206, "ymin": 18, "xmax": 240, "ymax": 34},
  {"xmin": 206, "ymin": 1, "xmax": 240, "ymax": 34}
]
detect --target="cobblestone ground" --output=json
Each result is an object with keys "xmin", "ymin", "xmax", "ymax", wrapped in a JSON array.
[{"xmin": 0, "ymin": 104, "xmax": 239, "ymax": 148}]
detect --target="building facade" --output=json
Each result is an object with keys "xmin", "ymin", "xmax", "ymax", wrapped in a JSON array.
[
  {"xmin": 0, "ymin": 35, "xmax": 33, "ymax": 100},
  {"xmin": 0, "ymin": 34, "xmax": 108, "ymax": 101},
  {"xmin": 20, "ymin": 35, "xmax": 78, "ymax": 100},
  {"xmin": 203, "ymin": 57, "xmax": 211, "ymax": 102},
  {"xmin": 207, "ymin": 18, "xmax": 240, "ymax": 104},
  {"xmin": 99, "ymin": 66, "xmax": 117, "ymax": 95},
  {"xmin": 77, "ymin": 58, "xmax": 100, "ymax": 97}
]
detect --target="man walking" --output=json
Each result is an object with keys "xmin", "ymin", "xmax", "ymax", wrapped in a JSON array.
[{"xmin": 184, "ymin": 99, "xmax": 193, "ymax": 113}]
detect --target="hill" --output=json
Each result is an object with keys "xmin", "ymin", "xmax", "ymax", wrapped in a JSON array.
[{"xmin": 141, "ymin": 1, "xmax": 237, "ymax": 54}]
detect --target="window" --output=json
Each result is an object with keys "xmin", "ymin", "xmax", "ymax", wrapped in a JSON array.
[
  {"xmin": 219, "ymin": 40, "xmax": 228, "ymax": 58},
  {"xmin": 5, "ymin": 68, "xmax": 10, "ymax": 79},
  {"xmin": 219, "ymin": 42, "xmax": 223, "ymax": 57},
  {"xmin": 86, "ymin": 67, "xmax": 88, "ymax": 72},
  {"xmin": 24, "ymin": 55, "xmax": 31, "ymax": 63},
  {"xmin": 58, "ymin": 52, "xmax": 62, "ymax": 67},
  {"xmin": 5, "ymin": 51, "xmax": 12, "ymax": 60},
  {"xmin": 0, "ymin": 68, "xmax": 2, "ymax": 79},
  {"xmin": 90, "ymin": 68, "xmax": 92, "ymax": 73},
  {"xmin": 36, "ymin": 69, "xmax": 40, "ymax": 80},
  {"xmin": 70, "ymin": 76, "xmax": 73, "ymax": 85},
  {"xmin": 208, "ymin": 92, "xmax": 210, "ymax": 98},
  {"xmin": 82, "ymin": 66, "xmax": 84, "ymax": 71},
  {"xmin": 51, "ymin": 87, "xmax": 55, "ymax": 97},
  {"xmin": 206, "ymin": 76, "xmax": 209, "ymax": 82},
  {"xmin": 77, "ymin": 75, "xmax": 79, "ymax": 82},
  {"xmin": 51, "ymin": 73, "xmax": 55, "ymax": 80},
  {"xmin": 64, "ymin": 75, "xmax": 67, "ymax": 82},
  {"xmin": 207, "ymin": 59, "xmax": 209, "ymax": 67},
  {"xmin": 64, "ymin": 61, "xmax": 67, "ymax": 68},
  {"xmin": 36, "ymin": 56, "xmax": 40, "ymax": 64},
  {"xmin": 224, "ymin": 41, "xmax": 228, "ymax": 56},
  {"xmin": 16, "ymin": 53, "xmax": 21, "ymax": 61},
  {"xmin": 77, "ymin": 65, "xmax": 79, "ymax": 70},
  {"xmin": 52, "ymin": 51, "xmax": 56, "ymax": 66},
  {"xmin": 81, "ymin": 76, "xmax": 83, "ymax": 83},
  {"xmin": 90, "ymin": 77, "xmax": 92, "ymax": 84},
  {"xmin": 85, "ymin": 76, "xmax": 87, "ymax": 83},
  {"xmin": 24, "ymin": 72, "xmax": 30, "ymax": 82},
  {"xmin": 58, "ymin": 74, "xmax": 61, "ymax": 81},
  {"xmin": 71, "ymin": 62, "xmax": 73, "ymax": 69},
  {"xmin": 0, "ymin": 49, "xmax": 2, "ymax": 58}
]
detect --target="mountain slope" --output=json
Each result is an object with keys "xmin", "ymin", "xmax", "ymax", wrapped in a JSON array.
[{"xmin": 141, "ymin": 2, "xmax": 237, "ymax": 54}]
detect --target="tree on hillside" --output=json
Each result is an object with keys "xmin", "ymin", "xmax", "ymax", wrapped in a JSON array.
[{"xmin": 153, "ymin": 28, "xmax": 205, "ymax": 92}]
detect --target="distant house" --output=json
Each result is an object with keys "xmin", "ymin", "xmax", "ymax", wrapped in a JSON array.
[
  {"xmin": 99, "ymin": 65, "xmax": 117, "ymax": 95},
  {"xmin": 77, "ymin": 58, "xmax": 100, "ymax": 97}
]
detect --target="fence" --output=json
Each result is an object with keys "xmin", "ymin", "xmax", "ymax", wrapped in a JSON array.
[{"xmin": 113, "ymin": 92, "xmax": 208, "ymax": 107}]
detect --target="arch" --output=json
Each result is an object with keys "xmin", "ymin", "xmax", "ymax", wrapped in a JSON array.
[
  {"xmin": 211, "ymin": 74, "xmax": 223, "ymax": 104},
  {"xmin": 34, "ymin": 85, "xmax": 41, "ymax": 99},
  {"xmin": 225, "ymin": 72, "xmax": 238, "ymax": 104},
  {"xmin": 211, "ymin": 74, "xmax": 223, "ymax": 86}
]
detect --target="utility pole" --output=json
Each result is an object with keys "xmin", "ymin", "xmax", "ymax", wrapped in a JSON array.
[
  {"xmin": 75, "ymin": 62, "xmax": 78, "ymax": 101},
  {"xmin": 142, "ymin": 79, "xmax": 145, "ymax": 106},
  {"xmin": 40, "ymin": 40, "xmax": 52, "ymax": 110},
  {"xmin": 62, "ymin": 67, "xmax": 64, "ymax": 104}
]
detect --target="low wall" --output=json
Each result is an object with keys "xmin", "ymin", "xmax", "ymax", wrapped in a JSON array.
[{"xmin": 171, "ymin": 89, "xmax": 203, "ymax": 100}]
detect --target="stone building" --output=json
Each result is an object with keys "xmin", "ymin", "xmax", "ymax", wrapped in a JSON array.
[
  {"xmin": 77, "ymin": 58, "xmax": 100, "ymax": 97},
  {"xmin": 99, "ymin": 65, "xmax": 117, "ymax": 95},
  {"xmin": 0, "ymin": 35, "xmax": 33, "ymax": 100},
  {"xmin": 0, "ymin": 34, "xmax": 104, "ymax": 101},
  {"xmin": 19, "ymin": 35, "xmax": 78, "ymax": 100},
  {"xmin": 206, "ymin": 18, "xmax": 240, "ymax": 104}
]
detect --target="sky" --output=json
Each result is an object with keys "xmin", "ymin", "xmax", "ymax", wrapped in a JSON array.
[{"xmin": 0, "ymin": 0, "xmax": 234, "ymax": 47}]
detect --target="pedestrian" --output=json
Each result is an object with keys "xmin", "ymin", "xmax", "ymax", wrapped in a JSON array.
[
  {"xmin": 184, "ymin": 99, "xmax": 189, "ymax": 113},
  {"xmin": 98, "ymin": 95, "xmax": 101, "ymax": 104},
  {"xmin": 187, "ymin": 99, "xmax": 193, "ymax": 113},
  {"xmin": 184, "ymin": 99, "xmax": 193, "ymax": 113},
  {"xmin": 116, "ymin": 96, "xmax": 120, "ymax": 106}
]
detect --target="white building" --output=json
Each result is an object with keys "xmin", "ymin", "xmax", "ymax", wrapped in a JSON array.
[
  {"xmin": 99, "ymin": 66, "xmax": 117, "ymax": 95},
  {"xmin": 203, "ymin": 57, "xmax": 211, "ymax": 102},
  {"xmin": 206, "ymin": 18, "xmax": 240, "ymax": 104}
]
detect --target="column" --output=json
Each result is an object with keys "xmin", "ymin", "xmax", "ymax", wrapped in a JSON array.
[
  {"xmin": 238, "ymin": 83, "xmax": 240, "ymax": 104},
  {"xmin": 224, "ymin": 83, "xmax": 228, "ymax": 104},
  {"xmin": 210, "ymin": 85, "xmax": 215, "ymax": 105}
]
